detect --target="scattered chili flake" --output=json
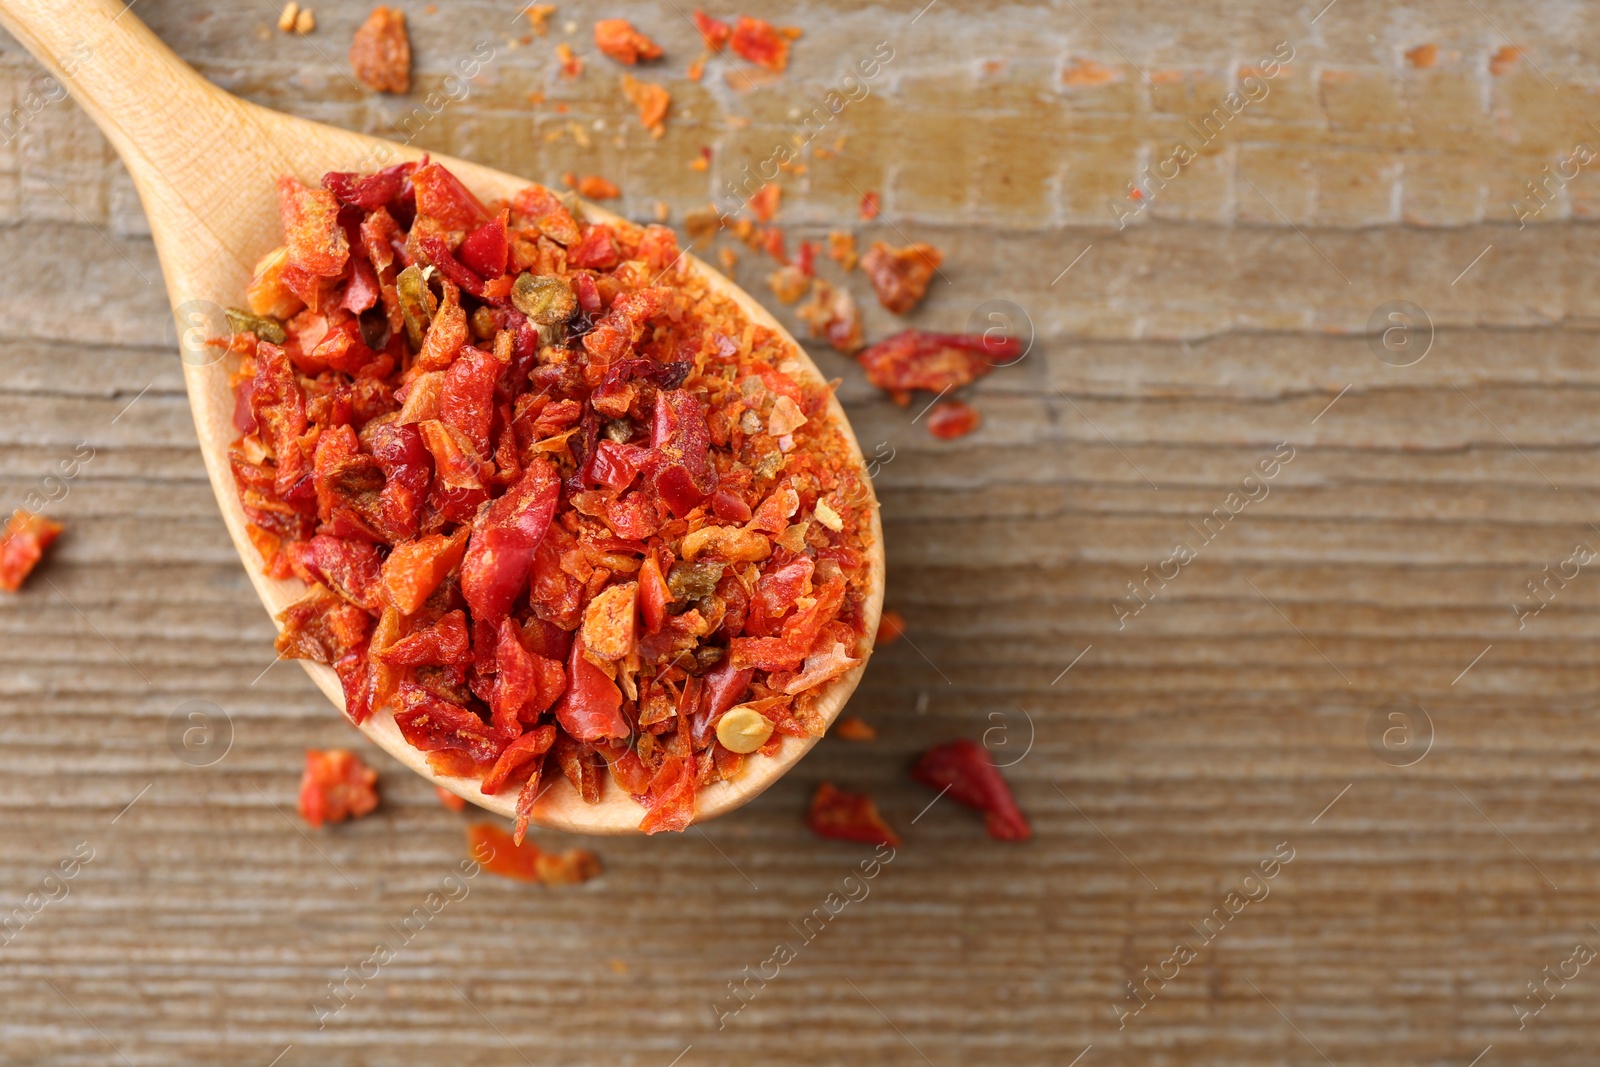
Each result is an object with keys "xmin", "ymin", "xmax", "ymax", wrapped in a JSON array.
[
  {"xmin": 1404, "ymin": 43, "xmax": 1438, "ymax": 69},
  {"xmin": 796, "ymin": 279, "xmax": 863, "ymax": 354},
  {"xmin": 911, "ymin": 739, "xmax": 1030, "ymax": 841},
  {"xmin": 826, "ymin": 230, "xmax": 857, "ymax": 271},
  {"xmin": 298, "ymin": 749, "xmax": 379, "ymax": 828},
  {"xmin": 233, "ymin": 159, "xmax": 877, "ymax": 833},
  {"xmin": 718, "ymin": 246, "xmax": 738, "ymax": 271},
  {"xmin": 856, "ymin": 329, "xmax": 1012, "ymax": 404},
  {"xmin": 875, "ymin": 608, "xmax": 905, "ymax": 645},
  {"xmin": 693, "ymin": 9, "xmax": 731, "ymax": 50},
  {"xmin": 349, "ymin": 6, "xmax": 410, "ymax": 94},
  {"xmin": 795, "ymin": 240, "xmax": 816, "ymax": 278},
  {"xmin": 620, "ymin": 73, "xmax": 670, "ymax": 137},
  {"xmin": 0, "ymin": 511, "xmax": 62, "ymax": 592},
  {"xmin": 860, "ymin": 241, "xmax": 943, "ymax": 314},
  {"xmin": 467, "ymin": 823, "xmax": 603, "ymax": 884},
  {"xmin": 594, "ymin": 18, "xmax": 662, "ymax": 65},
  {"xmin": 1489, "ymin": 45, "xmax": 1520, "ymax": 76},
  {"xmin": 761, "ymin": 226, "xmax": 787, "ymax": 264},
  {"xmin": 524, "ymin": 4, "xmax": 556, "ymax": 35},
  {"xmin": 556, "ymin": 41, "xmax": 583, "ymax": 79},
  {"xmin": 807, "ymin": 782, "xmax": 901, "ymax": 846},
  {"xmin": 858, "ymin": 190, "xmax": 880, "ymax": 220},
  {"xmin": 730, "ymin": 16, "xmax": 790, "ymax": 72},
  {"xmin": 766, "ymin": 264, "xmax": 809, "ymax": 304},
  {"xmin": 925, "ymin": 399, "xmax": 981, "ymax": 440},
  {"xmin": 436, "ymin": 784, "xmax": 469, "ymax": 811},
  {"xmin": 576, "ymin": 174, "xmax": 622, "ymax": 200},
  {"xmin": 687, "ymin": 53, "xmax": 708, "ymax": 81},
  {"xmin": 747, "ymin": 182, "xmax": 780, "ymax": 223},
  {"xmin": 832, "ymin": 715, "xmax": 877, "ymax": 741}
]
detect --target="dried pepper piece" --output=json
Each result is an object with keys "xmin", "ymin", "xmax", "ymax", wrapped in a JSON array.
[
  {"xmin": 911, "ymin": 739, "xmax": 1031, "ymax": 841},
  {"xmin": 467, "ymin": 823, "xmax": 602, "ymax": 884},
  {"xmin": 693, "ymin": 10, "xmax": 731, "ymax": 50},
  {"xmin": 806, "ymin": 782, "xmax": 900, "ymax": 846},
  {"xmin": 460, "ymin": 459, "xmax": 560, "ymax": 624},
  {"xmin": 875, "ymin": 608, "xmax": 905, "ymax": 645},
  {"xmin": 859, "ymin": 191, "xmax": 880, "ymax": 220},
  {"xmin": 861, "ymin": 241, "xmax": 942, "ymax": 314},
  {"xmin": 226, "ymin": 307, "xmax": 287, "ymax": 345},
  {"xmin": 350, "ymin": 5, "xmax": 411, "ymax": 93},
  {"xmin": 594, "ymin": 18, "xmax": 662, "ymax": 64},
  {"xmin": 730, "ymin": 16, "xmax": 790, "ymax": 71},
  {"xmin": 857, "ymin": 329, "xmax": 1012, "ymax": 404},
  {"xmin": 748, "ymin": 183, "xmax": 780, "ymax": 223},
  {"xmin": 832, "ymin": 715, "xmax": 877, "ymax": 741},
  {"xmin": 621, "ymin": 74, "xmax": 670, "ymax": 136},
  {"xmin": 298, "ymin": 749, "xmax": 379, "ymax": 828},
  {"xmin": 796, "ymin": 279, "xmax": 863, "ymax": 354},
  {"xmin": 0, "ymin": 511, "xmax": 62, "ymax": 593},
  {"xmin": 926, "ymin": 399, "xmax": 981, "ymax": 440},
  {"xmin": 575, "ymin": 174, "xmax": 622, "ymax": 201}
]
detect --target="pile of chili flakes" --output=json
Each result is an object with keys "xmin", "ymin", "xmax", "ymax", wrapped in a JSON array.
[{"xmin": 227, "ymin": 159, "xmax": 876, "ymax": 837}]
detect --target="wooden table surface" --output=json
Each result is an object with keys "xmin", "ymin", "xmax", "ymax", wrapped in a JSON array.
[{"xmin": 4, "ymin": 1, "xmax": 1600, "ymax": 1064}]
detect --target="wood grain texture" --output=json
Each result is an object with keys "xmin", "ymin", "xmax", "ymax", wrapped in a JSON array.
[{"xmin": 2, "ymin": 1, "xmax": 1599, "ymax": 1064}]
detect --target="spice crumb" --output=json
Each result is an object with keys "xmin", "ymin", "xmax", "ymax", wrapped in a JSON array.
[
  {"xmin": 833, "ymin": 715, "xmax": 877, "ymax": 741},
  {"xmin": 524, "ymin": 4, "xmax": 556, "ymax": 35}
]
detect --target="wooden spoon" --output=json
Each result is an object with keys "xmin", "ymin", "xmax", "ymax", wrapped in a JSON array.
[{"xmin": 0, "ymin": 0, "xmax": 884, "ymax": 834}]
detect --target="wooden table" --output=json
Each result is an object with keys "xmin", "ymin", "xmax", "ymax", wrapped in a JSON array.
[{"xmin": 2, "ymin": 2, "xmax": 1597, "ymax": 1064}]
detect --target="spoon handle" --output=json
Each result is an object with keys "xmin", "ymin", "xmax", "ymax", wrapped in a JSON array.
[{"xmin": 0, "ymin": 0, "xmax": 222, "ymax": 178}]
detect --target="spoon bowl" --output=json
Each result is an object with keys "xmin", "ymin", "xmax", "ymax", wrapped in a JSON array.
[{"xmin": 0, "ymin": 0, "xmax": 884, "ymax": 833}]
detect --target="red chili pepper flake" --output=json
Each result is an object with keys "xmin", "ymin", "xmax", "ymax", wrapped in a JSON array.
[
  {"xmin": 575, "ymin": 174, "xmax": 622, "ymax": 200},
  {"xmin": 435, "ymin": 785, "xmax": 469, "ymax": 812},
  {"xmin": 349, "ymin": 6, "xmax": 411, "ymax": 94},
  {"xmin": 857, "ymin": 329, "xmax": 1012, "ymax": 405},
  {"xmin": 807, "ymin": 782, "xmax": 901, "ymax": 846},
  {"xmin": 875, "ymin": 608, "xmax": 905, "ymax": 645},
  {"xmin": 795, "ymin": 240, "xmax": 816, "ymax": 278},
  {"xmin": 860, "ymin": 241, "xmax": 943, "ymax": 314},
  {"xmin": 730, "ymin": 16, "xmax": 791, "ymax": 71},
  {"xmin": 925, "ymin": 399, "xmax": 981, "ymax": 440},
  {"xmin": 832, "ymin": 715, "xmax": 877, "ymax": 741},
  {"xmin": 693, "ymin": 10, "xmax": 731, "ymax": 50},
  {"xmin": 467, "ymin": 823, "xmax": 603, "ymax": 884},
  {"xmin": 747, "ymin": 182, "xmax": 781, "ymax": 223},
  {"xmin": 556, "ymin": 41, "xmax": 583, "ymax": 79},
  {"xmin": 298, "ymin": 749, "xmax": 380, "ymax": 828},
  {"xmin": 859, "ymin": 191, "xmax": 880, "ymax": 220},
  {"xmin": 761, "ymin": 225, "xmax": 787, "ymax": 264},
  {"xmin": 911, "ymin": 739, "xmax": 1031, "ymax": 841},
  {"xmin": 0, "ymin": 511, "xmax": 62, "ymax": 593},
  {"xmin": 796, "ymin": 280, "xmax": 863, "ymax": 355},
  {"xmin": 232, "ymin": 159, "xmax": 877, "ymax": 833},
  {"xmin": 594, "ymin": 18, "xmax": 663, "ymax": 65},
  {"xmin": 620, "ymin": 74, "xmax": 670, "ymax": 136}
]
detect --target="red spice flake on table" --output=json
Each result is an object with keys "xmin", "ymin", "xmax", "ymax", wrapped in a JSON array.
[
  {"xmin": 693, "ymin": 10, "xmax": 731, "ymax": 50},
  {"xmin": 874, "ymin": 608, "xmax": 904, "ymax": 645},
  {"xmin": 832, "ymin": 715, "xmax": 877, "ymax": 741},
  {"xmin": 911, "ymin": 739, "xmax": 1030, "ymax": 841},
  {"xmin": 620, "ymin": 74, "xmax": 670, "ymax": 137},
  {"xmin": 766, "ymin": 264, "xmax": 809, "ymax": 304},
  {"xmin": 747, "ymin": 182, "xmax": 780, "ymax": 223},
  {"xmin": 556, "ymin": 41, "xmax": 583, "ymax": 79},
  {"xmin": 796, "ymin": 280, "xmax": 863, "ymax": 355},
  {"xmin": 857, "ymin": 330, "xmax": 1014, "ymax": 404},
  {"xmin": 0, "ymin": 511, "xmax": 62, "ymax": 593},
  {"xmin": 925, "ymin": 399, "xmax": 981, "ymax": 440},
  {"xmin": 861, "ymin": 241, "xmax": 943, "ymax": 314},
  {"xmin": 349, "ymin": 6, "xmax": 411, "ymax": 94},
  {"xmin": 687, "ymin": 53, "xmax": 708, "ymax": 81},
  {"xmin": 594, "ymin": 18, "xmax": 663, "ymax": 65},
  {"xmin": 761, "ymin": 226, "xmax": 787, "ymax": 264},
  {"xmin": 730, "ymin": 16, "xmax": 791, "ymax": 71},
  {"xmin": 227, "ymin": 159, "xmax": 877, "ymax": 834},
  {"xmin": 298, "ymin": 749, "xmax": 380, "ymax": 828},
  {"xmin": 436, "ymin": 784, "xmax": 468, "ymax": 812},
  {"xmin": 467, "ymin": 823, "xmax": 602, "ymax": 884},
  {"xmin": 807, "ymin": 782, "xmax": 901, "ymax": 846},
  {"xmin": 858, "ymin": 191, "xmax": 880, "ymax": 220},
  {"xmin": 826, "ymin": 230, "xmax": 858, "ymax": 271},
  {"xmin": 524, "ymin": 4, "xmax": 556, "ymax": 35},
  {"xmin": 575, "ymin": 173, "xmax": 621, "ymax": 199}
]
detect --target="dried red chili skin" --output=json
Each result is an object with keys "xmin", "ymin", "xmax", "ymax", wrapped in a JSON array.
[
  {"xmin": 393, "ymin": 681, "xmax": 506, "ymax": 764},
  {"xmin": 806, "ymin": 782, "xmax": 901, "ymax": 847},
  {"xmin": 860, "ymin": 241, "xmax": 942, "ymax": 315},
  {"xmin": 481, "ymin": 723, "xmax": 557, "ymax": 795},
  {"xmin": 460, "ymin": 458, "xmax": 560, "ymax": 625},
  {"xmin": 350, "ymin": 6, "xmax": 412, "ymax": 94},
  {"xmin": 730, "ymin": 16, "xmax": 790, "ymax": 71},
  {"xmin": 593, "ymin": 18, "xmax": 663, "ymax": 64},
  {"xmin": 298, "ymin": 749, "xmax": 380, "ymax": 828},
  {"xmin": 692, "ymin": 9, "xmax": 731, "ymax": 49},
  {"xmin": 925, "ymin": 399, "xmax": 981, "ymax": 440},
  {"xmin": 857, "ymin": 330, "xmax": 1015, "ymax": 402},
  {"xmin": 0, "ymin": 511, "xmax": 62, "ymax": 593},
  {"xmin": 554, "ymin": 634, "xmax": 629, "ymax": 743},
  {"xmin": 911, "ymin": 739, "xmax": 1031, "ymax": 841},
  {"xmin": 649, "ymin": 389, "xmax": 718, "ymax": 516},
  {"xmin": 324, "ymin": 161, "xmax": 417, "ymax": 211},
  {"xmin": 412, "ymin": 161, "xmax": 490, "ymax": 230}
]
